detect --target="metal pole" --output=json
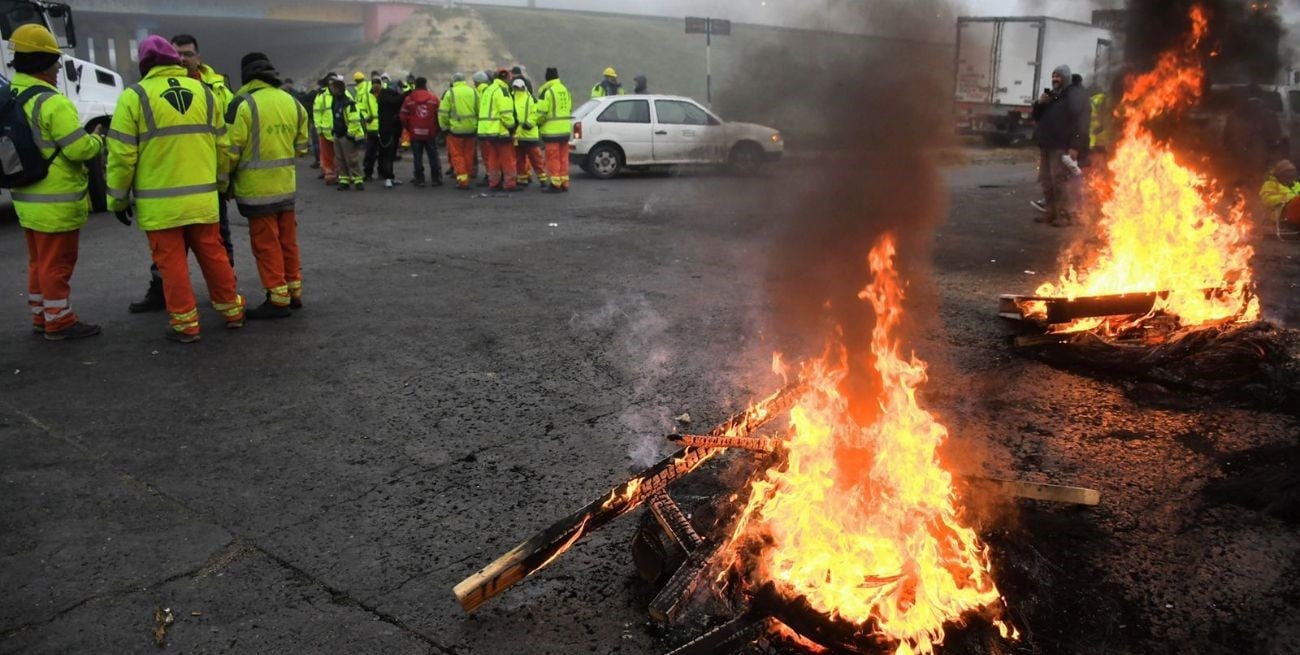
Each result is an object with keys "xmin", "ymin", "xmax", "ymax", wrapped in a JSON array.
[{"xmin": 705, "ymin": 18, "xmax": 712, "ymax": 105}]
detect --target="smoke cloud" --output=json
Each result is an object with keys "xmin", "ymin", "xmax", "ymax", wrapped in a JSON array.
[
  {"xmin": 570, "ymin": 294, "xmax": 677, "ymax": 467},
  {"xmin": 1124, "ymin": 0, "xmax": 1287, "ymax": 83},
  {"xmin": 714, "ymin": 0, "xmax": 955, "ymax": 421}
]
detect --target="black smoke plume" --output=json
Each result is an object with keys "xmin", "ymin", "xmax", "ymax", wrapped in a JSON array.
[
  {"xmin": 715, "ymin": 0, "xmax": 955, "ymax": 423},
  {"xmin": 1125, "ymin": 0, "xmax": 1286, "ymax": 84}
]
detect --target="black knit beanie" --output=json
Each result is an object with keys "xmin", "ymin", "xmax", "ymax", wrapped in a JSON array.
[
  {"xmin": 545, "ymin": 67, "xmax": 559, "ymax": 81},
  {"xmin": 13, "ymin": 51, "xmax": 60, "ymax": 75},
  {"xmin": 240, "ymin": 52, "xmax": 281, "ymax": 87}
]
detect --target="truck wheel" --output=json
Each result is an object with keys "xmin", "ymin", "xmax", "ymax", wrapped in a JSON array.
[
  {"xmin": 586, "ymin": 144, "xmax": 623, "ymax": 179},
  {"xmin": 86, "ymin": 118, "xmax": 109, "ymax": 213}
]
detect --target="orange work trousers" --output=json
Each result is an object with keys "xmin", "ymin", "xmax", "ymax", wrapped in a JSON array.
[
  {"xmin": 24, "ymin": 228, "xmax": 80, "ymax": 333},
  {"xmin": 484, "ymin": 140, "xmax": 516, "ymax": 190},
  {"xmin": 147, "ymin": 223, "xmax": 245, "ymax": 335},
  {"xmin": 318, "ymin": 135, "xmax": 337, "ymax": 183},
  {"xmin": 515, "ymin": 142, "xmax": 546, "ymax": 186},
  {"xmin": 446, "ymin": 134, "xmax": 476, "ymax": 188},
  {"xmin": 248, "ymin": 210, "xmax": 302, "ymax": 307},
  {"xmin": 544, "ymin": 141, "xmax": 571, "ymax": 189}
]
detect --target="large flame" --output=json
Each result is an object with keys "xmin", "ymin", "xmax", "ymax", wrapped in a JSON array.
[
  {"xmin": 1035, "ymin": 6, "xmax": 1259, "ymax": 332},
  {"xmin": 733, "ymin": 235, "xmax": 1011, "ymax": 654}
]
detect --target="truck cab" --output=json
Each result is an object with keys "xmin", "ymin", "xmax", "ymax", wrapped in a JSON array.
[{"xmin": 0, "ymin": 0, "xmax": 121, "ymax": 209}]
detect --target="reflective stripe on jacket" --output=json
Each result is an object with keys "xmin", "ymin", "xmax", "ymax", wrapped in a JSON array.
[
  {"xmin": 535, "ymin": 79, "xmax": 572, "ymax": 142},
  {"xmin": 512, "ymin": 90, "xmax": 539, "ymax": 143},
  {"xmin": 10, "ymin": 73, "xmax": 103, "ymax": 233},
  {"xmin": 476, "ymin": 79, "xmax": 516, "ymax": 140},
  {"xmin": 438, "ymin": 81, "xmax": 477, "ymax": 136},
  {"xmin": 106, "ymin": 64, "xmax": 229, "ymax": 231},
  {"xmin": 228, "ymin": 80, "xmax": 309, "ymax": 218}
]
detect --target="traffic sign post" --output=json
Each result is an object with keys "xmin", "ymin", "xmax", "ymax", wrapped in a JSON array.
[{"xmin": 686, "ymin": 16, "xmax": 730, "ymax": 104}]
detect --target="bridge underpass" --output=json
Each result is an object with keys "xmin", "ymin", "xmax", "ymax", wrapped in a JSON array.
[{"xmin": 68, "ymin": 0, "xmax": 421, "ymax": 84}]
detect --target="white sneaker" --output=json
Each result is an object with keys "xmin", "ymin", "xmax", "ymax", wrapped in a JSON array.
[
  {"xmin": 1029, "ymin": 199, "xmax": 1047, "ymax": 213},
  {"xmin": 385, "ymin": 179, "xmax": 394, "ymax": 189}
]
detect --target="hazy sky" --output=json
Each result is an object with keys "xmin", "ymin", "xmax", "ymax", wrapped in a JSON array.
[{"xmin": 457, "ymin": 0, "xmax": 1300, "ymax": 33}]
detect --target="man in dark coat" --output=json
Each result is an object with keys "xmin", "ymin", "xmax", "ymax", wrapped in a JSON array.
[{"xmin": 1031, "ymin": 65, "xmax": 1091, "ymax": 227}]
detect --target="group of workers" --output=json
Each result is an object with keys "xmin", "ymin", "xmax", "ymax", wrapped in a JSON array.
[
  {"xmin": 12, "ymin": 26, "xmax": 307, "ymax": 342},
  {"xmin": 12, "ymin": 23, "xmax": 603, "ymax": 343},
  {"xmin": 302, "ymin": 63, "xmax": 577, "ymax": 193}
]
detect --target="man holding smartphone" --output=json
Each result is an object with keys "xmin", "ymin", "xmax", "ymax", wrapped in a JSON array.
[{"xmin": 1031, "ymin": 65, "xmax": 1091, "ymax": 228}]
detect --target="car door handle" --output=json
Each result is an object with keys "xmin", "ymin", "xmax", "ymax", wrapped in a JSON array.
[{"xmin": 654, "ymin": 130, "xmax": 668, "ymax": 135}]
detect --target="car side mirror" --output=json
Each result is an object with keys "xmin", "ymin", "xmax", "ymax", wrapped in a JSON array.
[{"xmin": 64, "ymin": 60, "xmax": 78, "ymax": 82}]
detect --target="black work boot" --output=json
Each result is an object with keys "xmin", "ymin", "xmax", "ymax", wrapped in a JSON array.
[
  {"xmin": 246, "ymin": 299, "xmax": 292, "ymax": 320},
  {"xmin": 128, "ymin": 279, "xmax": 165, "ymax": 313},
  {"xmin": 44, "ymin": 322, "xmax": 101, "ymax": 341}
]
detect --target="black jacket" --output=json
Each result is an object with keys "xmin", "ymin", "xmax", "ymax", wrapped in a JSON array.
[
  {"xmin": 1032, "ymin": 83, "xmax": 1090, "ymax": 153},
  {"xmin": 376, "ymin": 88, "xmax": 405, "ymax": 139}
]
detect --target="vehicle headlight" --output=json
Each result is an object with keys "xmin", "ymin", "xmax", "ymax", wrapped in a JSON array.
[{"xmin": 770, "ymin": 133, "xmax": 782, "ymax": 143}]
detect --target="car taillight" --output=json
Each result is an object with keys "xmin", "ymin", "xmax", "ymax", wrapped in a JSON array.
[{"xmin": 573, "ymin": 121, "xmax": 583, "ymax": 140}]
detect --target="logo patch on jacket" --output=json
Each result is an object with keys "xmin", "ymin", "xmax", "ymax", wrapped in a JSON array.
[{"xmin": 161, "ymin": 79, "xmax": 194, "ymax": 114}]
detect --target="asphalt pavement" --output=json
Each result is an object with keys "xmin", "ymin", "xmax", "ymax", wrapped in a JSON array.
[{"xmin": 1, "ymin": 153, "xmax": 1297, "ymax": 654}]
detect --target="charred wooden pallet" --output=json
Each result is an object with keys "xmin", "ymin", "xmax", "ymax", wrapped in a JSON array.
[
  {"xmin": 452, "ymin": 384, "xmax": 1102, "ymax": 655},
  {"xmin": 998, "ymin": 291, "xmax": 1169, "ymax": 325}
]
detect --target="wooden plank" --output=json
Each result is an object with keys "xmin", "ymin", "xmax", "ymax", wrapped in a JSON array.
[
  {"xmin": 666, "ymin": 433, "xmax": 780, "ymax": 453},
  {"xmin": 648, "ymin": 492, "xmax": 705, "ymax": 552},
  {"xmin": 967, "ymin": 476, "xmax": 1101, "ymax": 506},
  {"xmin": 649, "ymin": 541, "xmax": 727, "ymax": 624},
  {"xmin": 452, "ymin": 382, "xmax": 805, "ymax": 613},
  {"xmin": 663, "ymin": 613, "xmax": 777, "ymax": 655}
]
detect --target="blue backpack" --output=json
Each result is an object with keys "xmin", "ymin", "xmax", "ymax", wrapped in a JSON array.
[{"xmin": 0, "ymin": 85, "xmax": 59, "ymax": 188}]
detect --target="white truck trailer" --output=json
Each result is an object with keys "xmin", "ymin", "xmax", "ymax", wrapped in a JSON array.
[
  {"xmin": 954, "ymin": 16, "xmax": 1114, "ymax": 145},
  {"xmin": 1, "ymin": 0, "xmax": 123, "ymax": 210}
]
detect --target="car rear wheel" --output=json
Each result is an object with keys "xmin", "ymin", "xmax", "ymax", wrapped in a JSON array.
[
  {"xmin": 728, "ymin": 141, "xmax": 764, "ymax": 175},
  {"xmin": 587, "ymin": 144, "xmax": 623, "ymax": 179}
]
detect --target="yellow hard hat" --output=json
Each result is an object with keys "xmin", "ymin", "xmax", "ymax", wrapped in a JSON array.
[
  {"xmin": 603, "ymin": 67, "xmax": 617, "ymax": 77},
  {"xmin": 11, "ymin": 24, "xmax": 61, "ymax": 56},
  {"xmin": 353, "ymin": 71, "xmax": 365, "ymax": 81}
]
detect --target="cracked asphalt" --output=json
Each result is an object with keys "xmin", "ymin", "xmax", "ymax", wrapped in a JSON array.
[{"xmin": 2, "ymin": 152, "xmax": 1298, "ymax": 654}]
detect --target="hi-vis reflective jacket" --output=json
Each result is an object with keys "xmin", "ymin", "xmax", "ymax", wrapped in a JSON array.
[
  {"xmin": 196, "ymin": 64, "xmax": 233, "ymax": 120},
  {"xmin": 106, "ymin": 64, "xmax": 229, "ymax": 231},
  {"xmin": 10, "ymin": 72, "xmax": 104, "ymax": 233},
  {"xmin": 227, "ymin": 80, "xmax": 309, "ymax": 218},
  {"xmin": 476, "ymin": 78, "xmax": 515, "ymax": 140},
  {"xmin": 512, "ymin": 89, "xmax": 539, "ymax": 144},
  {"xmin": 312, "ymin": 88, "xmax": 353, "ymax": 142},
  {"xmin": 438, "ymin": 80, "xmax": 477, "ymax": 136},
  {"xmin": 1260, "ymin": 176, "xmax": 1300, "ymax": 219},
  {"xmin": 359, "ymin": 87, "xmax": 379, "ymax": 132},
  {"xmin": 534, "ymin": 79, "xmax": 572, "ymax": 142},
  {"xmin": 331, "ymin": 94, "xmax": 365, "ymax": 140}
]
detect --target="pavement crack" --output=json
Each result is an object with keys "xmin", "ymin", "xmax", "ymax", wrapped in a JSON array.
[
  {"xmin": 251, "ymin": 545, "xmax": 454, "ymax": 654},
  {"xmin": 2, "ymin": 403, "xmax": 451, "ymax": 652},
  {"xmin": 0, "ymin": 536, "xmax": 239, "ymax": 639}
]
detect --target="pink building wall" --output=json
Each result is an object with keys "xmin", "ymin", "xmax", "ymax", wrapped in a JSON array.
[{"xmin": 365, "ymin": 3, "xmax": 419, "ymax": 42}]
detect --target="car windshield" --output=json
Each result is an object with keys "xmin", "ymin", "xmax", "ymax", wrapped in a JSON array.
[{"xmin": 573, "ymin": 100, "xmax": 599, "ymax": 120}]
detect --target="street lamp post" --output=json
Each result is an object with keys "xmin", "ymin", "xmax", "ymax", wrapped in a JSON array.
[{"xmin": 685, "ymin": 16, "xmax": 730, "ymax": 105}]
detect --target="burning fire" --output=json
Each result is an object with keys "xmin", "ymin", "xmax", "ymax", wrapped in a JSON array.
[
  {"xmin": 1034, "ymin": 6, "xmax": 1259, "ymax": 333},
  {"xmin": 732, "ymin": 235, "xmax": 1012, "ymax": 654}
]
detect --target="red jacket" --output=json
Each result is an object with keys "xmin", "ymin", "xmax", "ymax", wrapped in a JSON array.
[{"xmin": 400, "ymin": 89, "xmax": 440, "ymax": 140}]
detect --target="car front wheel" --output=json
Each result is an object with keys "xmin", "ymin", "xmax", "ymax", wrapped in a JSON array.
[
  {"xmin": 728, "ymin": 141, "xmax": 764, "ymax": 175},
  {"xmin": 587, "ymin": 144, "xmax": 623, "ymax": 179}
]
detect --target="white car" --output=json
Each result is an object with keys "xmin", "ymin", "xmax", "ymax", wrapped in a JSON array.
[{"xmin": 570, "ymin": 95, "xmax": 783, "ymax": 178}]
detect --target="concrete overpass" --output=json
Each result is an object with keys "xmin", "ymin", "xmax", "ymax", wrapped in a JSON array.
[{"xmin": 67, "ymin": 0, "xmax": 427, "ymax": 83}]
